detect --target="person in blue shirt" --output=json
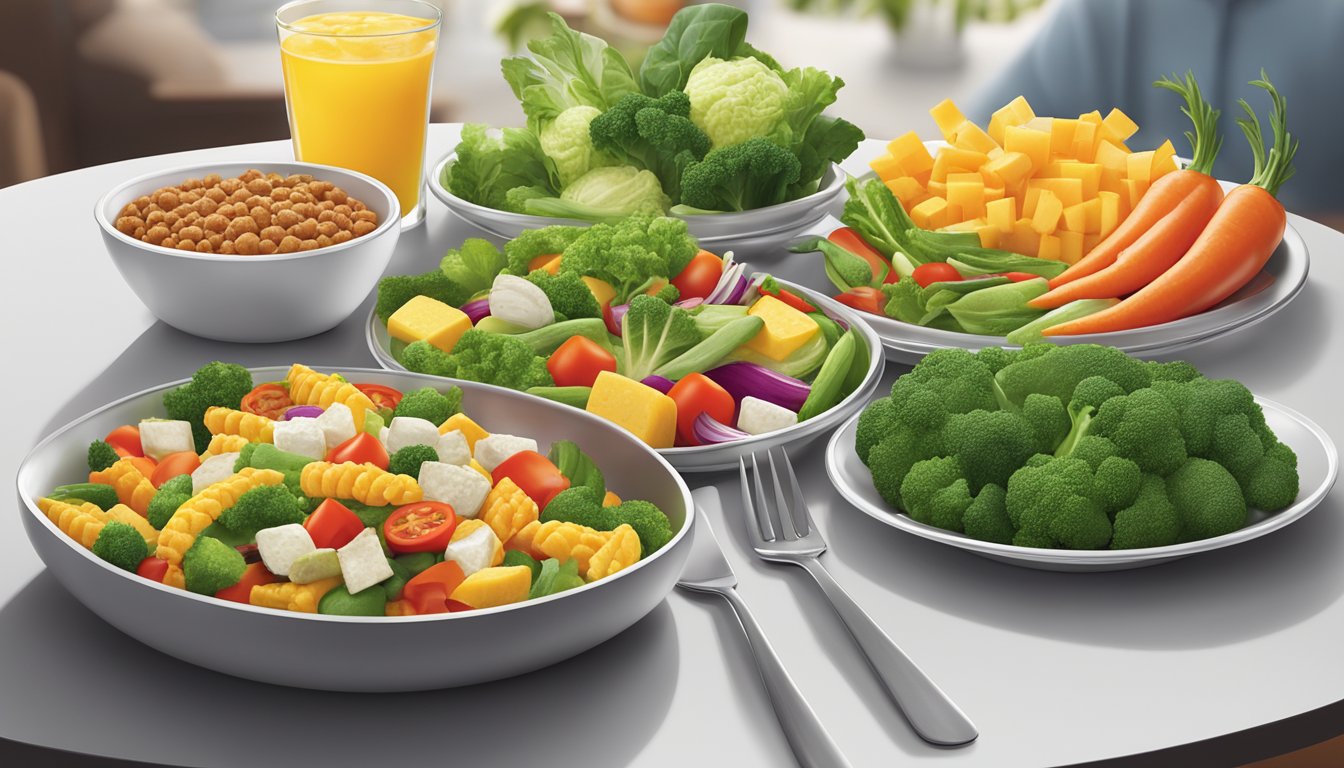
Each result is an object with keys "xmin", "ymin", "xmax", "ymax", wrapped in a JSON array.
[{"xmin": 964, "ymin": 0, "xmax": 1344, "ymax": 225}]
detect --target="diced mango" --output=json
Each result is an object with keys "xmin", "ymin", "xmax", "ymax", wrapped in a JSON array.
[
  {"xmin": 387, "ymin": 296, "xmax": 472, "ymax": 353},
  {"xmin": 1151, "ymin": 139, "xmax": 1178, "ymax": 179},
  {"xmin": 1031, "ymin": 190, "xmax": 1064, "ymax": 235},
  {"xmin": 744, "ymin": 295, "xmax": 821, "ymax": 361},
  {"xmin": 885, "ymin": 176, "xmax": 926, "ymax": 207},
  {"xmin": 1058, "ymin": 230, "xmax": 1085, "ymax": 265},
  {"xmin": 1102, "ymin": 108, "xmax": 1139, "ymax": 141},
  {"xmin": 953, "ymin": 120, "xmax": 999, "ymax": 154},
  {"xmin": 1004, "ymin": 126, "xmax": 1051, "ymax": 171},
  {"xmin": 946, "ymin": 173, "xmax": 985, "ymax": 219},
  {"xmin": 986, "ymin": 197, "xmax": 1016, "ymax": 232},
  {"xmin": 869, "ymin": 154, "xmax": 904, "ymax": 181},
  {"xmin": 987, "ymin": 95, "xmax": 1035, "ymax": 145},
  {"xmin": 1123, "ymin": 178, "xmax": 1149, "ymax": 209},
  {"xmin": 586, "ymin": 372, "xmax": 677, "ymax": 448},
  {"xmin": 1003, "ymin": 219, "xmax": 1041, "ymax": 255},
  {"xmin": 1049, "ymin": 118, "xmax": 1079, "ymax": 157},
  {"xmin": 1037, "ymin": 233, "xmax": 1062, "ymax": 261},
  {"xmin": 440, "ymin": 412, "xmax": 488, "ymax": 448},
  {"xmin": 1058, "ymin": 162, "xmax": 1102, "ymax": 199},
  {"xmin": 1027, "ymin": 177, "xmax": 1084, "ymax": 208},
  {"xmin": 886, "ymin": 132, "xmax": 935, "ymax": 178},
  {"xmin": 1071, "ymin": 121, "xmax": 1098, "ymax": 161},
  {"xmin": 976, "ymin": 225, "xmax": 1002, "ymax": 249},
  {"xmin": 1098, "ymin": 191, "xmax": 1121, "ymax": 238},
  {"xmin": 582, "ymin": 276, "xmax": 616, "ymax": 308},
  {"xmin": 929, "ymin": 99, "xmax": 968, "ymax": 140},
  {"xmin": 1126, "ymin": 150, "xmax": 1156, "ymax": 183},
  {"xmin": 981, "ymin": 151, "xmax": 1033, "ymax": 190},
  {"xmin": 910, "ymin": 196, "xmax": 949, "ymax": 230},
  {"xmin": 1062, "ymin": 198, "xmax": 1102, "ymax": 234},
  {"xmin": 1093, "ymin": 139, "xmax": 1130, "ymax": 173},
  {"xmin": 450, "ymin": 565, "xmax": 532, "ymax": 609}
]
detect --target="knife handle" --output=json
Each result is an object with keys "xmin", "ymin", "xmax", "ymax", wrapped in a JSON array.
[
  {"xmin": 799, "ymin": 557, "xmax": 978, "ymax": 746},
  {"xmin": 719, "ymin": 587, "xmax": 852, "ymax": 768}
]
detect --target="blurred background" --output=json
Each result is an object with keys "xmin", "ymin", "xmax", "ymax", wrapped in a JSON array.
[{"xmin": 0, "ymin": 0, "xmax": 1339, "ymax": 229}]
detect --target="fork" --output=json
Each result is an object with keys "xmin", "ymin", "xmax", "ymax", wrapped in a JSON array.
[{"xmin": 741, "ymin": 448, "xmax": 979, "ymax": 747}]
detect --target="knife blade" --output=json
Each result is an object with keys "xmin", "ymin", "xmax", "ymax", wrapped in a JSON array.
[{"xmin": 676, "ymin": 486, "xmax": 737, "ymax": 593}]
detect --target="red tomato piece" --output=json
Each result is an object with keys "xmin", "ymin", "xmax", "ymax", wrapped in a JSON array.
[
  {"xmin": 912, "ymin": 262, "xmax": 963, "ymax": 288},
  {"xmin": 758, "ymin": 286, "xmax": 818, "ymax": 314},
  {"xmin": 828, "ymin": 227, "xmax": 890, "ymax": 282},
  {"xmin": 326, "ymin": 432, "xmax": 389, "ymax": 470},
  {"xmin": 992, "ymin": 271, "xmax": 1041, "ymax": 283},
  {"xmin": 355, "ymin": 383, "xmax": 403, "ymax": 411},
  {"xmin": 105, "ymin": 425, "xmax": 143, "ymax": 458},
  {"xmin": 667, "ymin": 373, "xmax": 735, "ymax": 447},
  {"xmin": 602, "ymin": 303, "xmax": 621, "ymax": 336},
  {"xmin": 150, "ymin": 451, "xmax": 202, "ymax": 488},
  {"xmin": 833, "ymin": 286, "xmax": 886, "ymax": 315},
  {"xmin": 304, "ymin": 499, "xmax": 366, "ymax": 549},
  {"xmin": 403, "ymin": 561, "xmax": 467, "ymax": 614},
  {"xmin": 215, "ymin": 562, "xmax": 280, "ymax": 604},
  {"xmin": 493, "ymin": 451, "xmax": 571, "ymax": 510},
  {"xmin": 127, "ymin": 456, "xmax": 158, "ymax": 479},
  {"xmin": 547, "ymin": 336, "xmax": 618, "ymax": 388},
  {"xmin": 445, "ymin": 599, "xmax": 475, "ymax": 613},
  {"xmin": 240, "ymin": 383, "xmax": 293, "ymax": 420},
  {"xmin": 671, "ymin": 249, "xmax": 724, "ymax": 300},
  {"xmin": 136, "ymin": 556, "xmax": 170, "ymax": 583},
  {"xmin": 384, "ymin": 501, "xmax": 458, "ymax": 553}
]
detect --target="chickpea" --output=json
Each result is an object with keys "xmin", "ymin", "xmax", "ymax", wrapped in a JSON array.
[
  {"xmin": 277, "ymin": 235, "xmax": 302, "ymax": 253},
  {"xmin": 351, "ymin": 220, "xmax": 376, "ymax": 237},
  {"xmin": 206, "ymin": 188, "xmax": 227, "ymax": 203},
  {"xmin": 163, "ymin": 212, "xmax": 180, "ymax": 227},
  {"xmin": 259, "ymin": 239, "xmax": 278, "ymax": 255},
  {"xmin": 316, "ymin": 234, "xmax": 333, "ymax": 248},
  {"xmin": 179, "ymin": 225, "xmax": 205, "ymax": 243},
  {"xmin": 352, "ymin": 209, "xmax": 378, "ymax": 224},
  {"xmin": 234, "ymin": 232, "xmax": 261, "ymax": 256},
  {"xmin": 144, "ymin": 225, "xmax": 170, "ymax": 245},
  {"xmin": 156, "ymin": 190, "xmax": 179, "ymax": 209},
  {"xmin": 203, "ymin": 213, "xmax": 229, "ymax": 233},
  {"xmin": 260, "ymin": 225, "xmax": 287, "ymax": 243},
  {"xmin": 270, "ymin": 186, "xmax": 290, "ymax": 201},
  {"xmin": 250, "ymin": 206, "xmax": 272, "ymax": 229},
  {"xmin": 325, "ymin": 188, "xmax": 348, "ymax": 205},
  {"xmin": 202, "ymin": 174, "xmax": 222, "ymax": 186},
  {"xmin": 318, "ymin": 209, "xmax": 336, "ymax": 223},
  {"xmin": 218, "ymin": 239, "xmax": 236, "ymax": 254},
  {"xmin": 334, "ymin": 213, "xmax": 352, "ymax": 231},
  {"xmin": 196, "ymin": 240, "xmax": 213, "ymax": 253},
  {"xmin": 146, "ymin": 210, "xmax": 166, "ymax": 225},
  {"xmin": 333, "ymin": 204, "xmax": 352, "ymax": 217},
  {"xmin": 246, "ymin": 178, "xmax": 273, "ymax": 196},
  {"xmin": 239, "ymin": 168, "xmax": 262, "ymax": 182},
  {"xmin": 275, "ymin": 209, "xmax": 302, "ymax": 229},
  {"xmin": 218, "ymin": 177, "xmax": 242, "ymax": 194},
  {"xmin": 331, "ymin": 230, "xmax": 353, "ymax": 244},
  {"xmin": 225, "ymin": 217, "xmax": 259, "ymax": 240},
  {"xmin": 116, "ymin": 216, "xmax": 143, "ymax": 235},
  {"xmin": 316, "ymin": 220, "xmax": 338, "ymax": 238},
  {"xmin": 177, "ymin": 239, "xmax": 195, "ymax": 251},
  {"xmin": 299, "ymin": 238, "xmax": 320, "ymax": 251},
  {"xmin": 160, "ymin": 236, "xmax": 176, "ymax": 249}
]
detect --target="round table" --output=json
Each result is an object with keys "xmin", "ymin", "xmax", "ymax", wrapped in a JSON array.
[{"xmin": 2, "ymin": 126, "xmax": 1341, "ymax": 768}]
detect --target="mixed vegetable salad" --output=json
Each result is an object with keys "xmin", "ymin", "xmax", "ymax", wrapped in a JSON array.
[
  {"xmin": 442, "ymin": 3, "xmax": 864, "ymax": 219},
  {"xmin": 855, "ymin": 344, "xmax": 1301, "ymax": 550},
  {"xmin": 798, "ymin": 71, "xmax": 1297, "ymax": 341},
  {"xmin": 39, "ymin": 362, "xmax": 679, "ymax": 616},
  {"xmin": 375, "ymin": 215, "xmax": 871, "ymax": 449}
]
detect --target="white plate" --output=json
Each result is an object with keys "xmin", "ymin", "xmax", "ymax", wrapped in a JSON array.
[
  {"xmin": 426, "ymin": 151, "xmax": 847, "ymax": 256},
  {"xmin": 367, "ymin": 280, "xmax": 885, "ymax": 473},
  {"xmin": 830, "ymin": 143, "xmax": 1310, "ymax": 363},
  {"xmin": 825, "ymin": 398, "xmax": 1338, "ymax": 572}
]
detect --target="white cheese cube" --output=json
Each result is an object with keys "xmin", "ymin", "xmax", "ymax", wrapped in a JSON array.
[
  {"xmin": 272, "ymin": 417, "xmax": 327, "ymax": 460},
  {"xmin": 138, "ymin": 419, "xmax": 194, "ymax": 461},
  {"xmin": 737, "ymin": 397, "xmax": 799, "ymax": 436},
  {"xmin": 443, "ymin": 526, "xmax": 499, "ymax": 578},
  {"xmin": 338, "ymin": 527, "xmax": 394, "ymax": 594},
  {"xmin": 315, "ymin": 403, "xmax": 357, "ymax": 450},
  {"xmin": 435, "ymin": 430, "xmax": 471, "ymax": 466},
  {"xmin": 417, "ymin": 461, "xmax": 492, "ymax": 518},
  {"xmin": 473, "ymin": 433, "xmax": 538, "ymax": 473},
  {"xmin": 255, "ymin": 523, "xmax": 316, "ymax": 577},
  {"xmin": 489, "ymin": 274, "xmax": 554, "ymax": 330},
  {"xmin": 191, "ymin": 452, "xmax": 241, "ymax": 494},
  {"xmin": 385, "ymin": 417, "xmax": 441, "ymax": 455}
]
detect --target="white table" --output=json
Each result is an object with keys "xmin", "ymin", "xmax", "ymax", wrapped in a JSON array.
[{"xmin": 2, "ymin": 125, "xmax": 1341, "ymax": 767}]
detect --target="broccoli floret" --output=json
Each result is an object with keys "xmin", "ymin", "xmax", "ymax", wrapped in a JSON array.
[
  {"xmin": 588, "ymin": 90, "xmax": 710, "ymax": 200},
  {"xmin": 866, "ymin": 430, "xmax": 928, "ymax": 509},
  {"xmin": 994, "ymin": 344, "xmax": 1150, "ymax": 409},
  {"xmin": 389, "ymin": 444, "xmax": 440, "ymax": 479},
  {"xmin": 541, "ymin": 486, "xmax": 618, "ymax": 529},
  {"xmin": 46, "ymin": 483, "xmax": 119, "ymax": 511},
  {"xmin": 182, "ymin": 536, "xmax": 246, "ymax": 595},
  {"xmin": 391, "ymin": 386, "xmax": 462, "ymax": 425},
  {"xmin": 91, "ymin": 521, "xmax": 147, "ymax": 571},
  {"xmin": 1020, "ymin": 393, "xmax": 1069, "ymax": 455},
  {"xmin": 162, "ymin": 362, "xmax": 254, "ymax": 452},
  {"xmin": 1090, "ymin": 456, "xmax": 1143, "ymax": 513},
  {"xmin": 438, "ymin": 238, "xmax": 507, "ymax": 297},
  {"xmin": 613, "ymin": 500, "xmax": 674, "ymax": 556},
  {"xmin": 1246, "ymin": 441, "xmax": 1299, "ymax": 511},
  {"xmin": 375, "ymin": 269, "xmax": 472, "ymax": 324},
  {"xmin": 1070, "ymin": 435, "xmax": 1119, "ymax": 470},
  {"xmin": 943, "ymin": 410, "xmax": 1037, "ymax": 493},
  {"xmin": 87, "ymin": 440, "xmax": 120, "ymax": 473},
  {"xmin": 1006, "ymin": 457, "xmax": 1112, "ymax": 549},
  {"xmin": 854, "ymin": 397, "xmax": 898, "ymax": 465},
  {"xmin": 679, "ymin": 137, "xmax": 803, "ymax": 212},
  {"xmin": 147, "ymin": 474, "xmax": 194, "ymax": 530},
  {"xmin": 1151, "ymin": 378, "xmax": 1265, "ymax": 457},
  {"xmin": 651, "ymin": 282, "xmax": 681, "ymax": 304},
  {"xmin": 400, "ymin": 332, "xmax": 554, "ymax": 391},
  {"xmin": 619, "ymin": 295, "xmax": 701, "ymax": 381},
  {"xmin": 1088, "ymin": 388, "xmax": 1188, "ymax": 476},
  {"xmin": 526, "ymin": 270, "xmax": 602, "ymax": 319},
  {"xmin": 555, "ymin": 215, "xmax": 698, "ymax": 304},
  {"xmin": 1167, "ymin": 458, "xmax": 1247, "ymax": 541},
  {"xmin": 900, "ymin": 457, "xmax": 974, "ymax": 532},
  {"xmin": 962, "ymin": 483, "xmax": 1014, "ymax": 544},
  {"xmin": 216, "ymin": 485, "xmax": 305, "ymax": 537},
  {"xmin": 1146, "ymin": 359, "xmax": 1203, "ymax": 384},
  {"xmin": 1054, "ymin": 375, "xmax": 1126, "ymax": 459},
  {"xmin": 503, "ymin": 224, "xmax": 587, "ymax": 276},
  {"xmin": 1111, "ymin": 474, "xmax": 1181, "ymax": 549}
]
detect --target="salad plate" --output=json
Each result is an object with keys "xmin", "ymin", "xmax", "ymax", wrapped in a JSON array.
[
  {"xmin": 368, "ymin": 279, "xmax": 886, "ymax": 473},
  {"xmin": 824, "ymin": 397, "xmax": 1337, "ymax": 572},
  {"xmin": 16, "ymin": 367, "xmax": 694, "ymax": 691}
]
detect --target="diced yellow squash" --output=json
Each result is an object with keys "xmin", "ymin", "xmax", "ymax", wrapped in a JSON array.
[
  {"xmin": 926, "ymin": 180, "xmax": 947, "ymax": 198},
  {"xmin": 1003, "ymin": 126, "xmax": 1051, "ymax": 171},
  {"xmin": 582, "ymin": 277, "xmax": 616, "ymax": 308},
  {"xmin": 952, "ymin": 120, "xmax": 999, "ymax": 154},
  {"xmin": 946, "ymin": 173, "xmax": 986, "ymax": 219},
  {"xmin": 1058, "ymin": 162, "xmax": 1102, "ymax": 199},
  {"xmin": 1023, "ymin": 116, "xmax": 1054, "ymax": 134},
  {"xmin": 1126, "ymin": 150, "xmax": 1156, "ymax": 183},
  {"xmin": 869, "ymin": 154, "xmax": 905, "ymax": 182},
  {"xmin": 744, "ymin": 295, "xmax": 821, "ymax": 361},
  {"xmin": 987, "ymin": 95, "xmax": 1035, "ymax": 145},
  {"xmin": 929, "ymin": 99, "xmax": 968, "ymax": 140},
  {"xmin": 981, "ymin": 151, "xmax": 1033, "ymax": 189},
  {"xmin": 931, "ymin": 147, "xmax": 988, "ymax": 182},
  {"xmin": 1061, "ymin": 201, "xmax": 1085, "ymax": 232},
  {"xmin": 1049, "ymin": 118, "xmax": 1080, "ymax": 157},
  {"xmin": 586, "ymin": 371, "xmax": 677, "ymax": 449},
  {"xmin": 1123, "ymin": 178, "xmax": 1149, "ymax": 209},
  {"xmin": 387, "ymin": 296, "xmax": 472, "ymax": 353},
  {"xmin": 941, "ymin": 218, "xmax": 983, "ymax": 233},
  {"xmin": 1102, "ymin": 108, "xmax": 1139, "ymax": 141},
  {"xmin": 983, "ymin": 183, "xmax": 1006, "ymax": 201},
  {"xmin": 885, "ymin": 176, "xmax": 926, "ymax": 207},
  {"xmin": 1031, "ymin": 190, "xmax": 1064, "ymax": 235},
  {"xmin": 976, "ymin": 225, "xmax": 1002, "ymax": 249},
  {"xmin": 1062, "ymin": 198, "xmax": 1102, "ymax": 234},
  {"xmin": 986, "ymin": 197, "xmax": 1017, "ymax": 232},
  {"xmin": 1093, "ymin": 139, "xmax": 1130, "ymax": 173},
  {"xmin": 910, "ymin": 196, "xmax": 949, "ymax": 230},
  {"xmin": 1037, "ymin": 233, "xmax": 1062, "ymax": 261},
  {"xmin": 586, "ymin": 524, "xmax": 641, "ymax": 582},
  {"xmin": 1058, "ymin": 230, "xmax": 1085, "ymax": 265},
  {"xmin": 250, "ymin": 577, "xmax": 341, "ymax": 613},
  {"xmin": 1078, "ymin": 110, "xmax": 1103, "ymax": 125},
  {"xmin": 450, "ymin": 566, "xmax": 532, "ymax": 609},
  {"xmin": 1003, "ymin": 219, "xmax": 1041, "ymax": 255},
  {"xmin": 1151, "ymin": 139, "xmax": 1178, "ymax": 178},
  {"xmin": 1071, "ymin": 121, "xmax": 1098, "ymax": 161},
  {"xmin": 886, "ymin": 131, "xmax": 936, "ymax": 178},
  {"xmin": 1028, "ymin": 177, "xmax": 1084, "ymax": 208},
  {"xmin": 440, "ymin": 413, "xmax": 488, "ymax": 447},
  {"xmin": 1098, "ymin": 191, "xmax": 1121, "ymax": 238}
]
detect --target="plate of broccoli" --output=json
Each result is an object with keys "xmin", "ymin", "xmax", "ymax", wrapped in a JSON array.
[{"xmin": 825, "ymin": 344, "xmax": 1337, "ymax": 571}]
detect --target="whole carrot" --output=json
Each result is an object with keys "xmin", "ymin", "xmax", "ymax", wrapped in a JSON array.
[
  {"xmin": 1033, "ymin": 72, "xmax": 1224, "ymax": 308},
  {"xmin": 1044, "ymin": 71, "xmax": 1296, "ymax": 336}
]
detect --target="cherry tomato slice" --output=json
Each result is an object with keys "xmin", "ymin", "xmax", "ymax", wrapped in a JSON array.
[
  {"xmin": 150, "ymin": 451, "xmax": 201, "ymax": 488},
  {"xmin": 105, "ymin": 425, "xmax": 143, "ymax": 458},
  {"xmin": 403, "ymin": 561, "xmax": 467, "ymax": 614},
  {"xmin": 758, "ymin": 286, "xmax": 818, "ymax": 314},
  {"xmin": 136, "ymin": 556, "xmax": 170, "ymax": 583},
  {"xmin": 493, "ymin": 451, "xmax": 571, "ymax": 510},
  {"xmin": 355, "ymin": 383, "xmax": 403, "ymax": 411},
  {"xmin": 833, "ymin": 286, "xmax": 886, "ymax": 316},
  {"xmin": 304, "ymin": 499, "xmax": 365, "ymax": 550},
  {"xmin": 912, "ymin": 262, "xmax": 963, "ymax": 288},
  {"xmin": 384, "ymin": 501, "xmax": 458, "ymax": 553},
  {"xmin": 215, "ymin": 562, "xmax": 279, "ymax": 604},
  {"xmin": 667, "ymin": 373, "xmax": 736, "ymax": 447},
  {"xmin": 240, "ymin": 383, "xmax": 293, "ymax": 420},
  {"xmin": 326, "ymin": 432, "xmax": 389, "ymax": 470},
  {"xmin": 671, "ymin": 250, "xmax": 724, "ymax": 301},
  {"xmin": 547, "ymin": 335, "xmax": 617, "ymax": 388}
]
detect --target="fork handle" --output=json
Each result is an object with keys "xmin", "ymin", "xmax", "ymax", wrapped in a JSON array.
[
  {"xmin": 718, "ymin": 587, "xmax": 853, "ymax": 768},
  {"xmin": 798, "ymin": 557, "xmax": 979, "ymax": 746}
]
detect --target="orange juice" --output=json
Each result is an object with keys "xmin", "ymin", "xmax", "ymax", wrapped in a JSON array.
[{"xmin": 280, "ymin": 10, "xmax": 438, "ymax": 221}]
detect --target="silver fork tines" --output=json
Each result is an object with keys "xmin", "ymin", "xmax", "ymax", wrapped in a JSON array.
[{"xmin": 741, "ymin": 448, "xmax": 824, "ymax": 560}]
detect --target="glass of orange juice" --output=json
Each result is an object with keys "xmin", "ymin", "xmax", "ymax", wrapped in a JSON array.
[{"xmin": 276, "ymin": 0, "xmax": 441, "ymax": 229}]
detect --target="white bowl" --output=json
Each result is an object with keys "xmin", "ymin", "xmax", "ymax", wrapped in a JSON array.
[
  {"xmin": 16, "ymin": 367, "xmax": 693, "ymax": 691},
  {"xmin": 427, "ymin": 151, "xmax": 847, "ymax": 255},
  {"xmin": 95, "ymin": 161, "xmax": 401, "ymax": 343}
]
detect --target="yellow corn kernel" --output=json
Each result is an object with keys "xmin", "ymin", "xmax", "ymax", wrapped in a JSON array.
[
  {"xmin": 602, "ymin": 491, "xmax": 621, "ymax": 508},
  {"xmin": 286, "ymin": 364, "xmax": 375, "ymax": 431},
  {"xmin": 249, "ymin": 577, "xmax": 341, "ymax": 613},
  {"xmin": 451, "ymin": 519, "xmax": 505, "ymax": 565},
  {"xmin": 532, "ymin": 521, "xmax": 612, "ymax": 577},
  {"xmin": 201, "ymin": 433, "xmax": 250, "ymax": 459},
  {"xmin": 299, "ymin": 461, "xmax": 422, "ymax": 506},
  {"xmin": 38, "ymin": 498, "xmax": 107, "ymax": 550},
  {"xmin": 481, "ymin": 478, "xmax": 539, "ymax": 545},
  {"xmin": 506, "ymin": 519, "xmax": 541, "ymax": 556},
  {"xmin": 104, "ymin": 503, "xmax": 158, "ymax": 549},
  {"xmin": 155, "ymin": 468, "xmax": 285, "ymax": 566},
  {"xmin": 440, "ymin": 413, "xmax": 489, "ymax": 448},
  {"xmin": 449, "ymin": 566, "xmax": 532, "ymax": 609},
  {"xmin": 203, "ymin": 407, "xmax": 275, "ymax": 444},
  {"xmin": 163, "ymin": 564, "xmax": 185, "ymax": 589},
  {"xmin": 89, "ymin": 458, "xmax": 157, "ymax": 516},
  {"xmin": 587, "ymin": 524, "xmax": 641, "ymax": 582}
]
